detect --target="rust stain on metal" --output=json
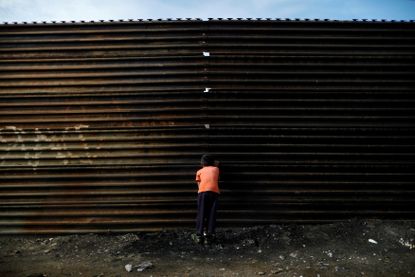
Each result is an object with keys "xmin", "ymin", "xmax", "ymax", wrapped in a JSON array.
[{"xmin": 0, "ymin": 19, "xmax": 414, "ymax": 234}]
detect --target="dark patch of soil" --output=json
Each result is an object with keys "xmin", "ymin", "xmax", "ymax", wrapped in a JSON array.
[{"xmin": 1, "ymin": 219, "xmax": 414, "ymax": 277}]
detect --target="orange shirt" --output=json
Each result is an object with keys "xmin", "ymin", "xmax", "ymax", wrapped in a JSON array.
[{"xmin": 195, "ymin": 166, "xmax": 220, "ymax": 194}]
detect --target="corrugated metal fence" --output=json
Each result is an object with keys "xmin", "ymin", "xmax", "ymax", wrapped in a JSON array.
[{"xmin": 0, "ymin": 19, "xmax": 414, "ymax": 234}]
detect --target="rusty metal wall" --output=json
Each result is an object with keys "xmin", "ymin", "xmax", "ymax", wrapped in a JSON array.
[{"xmin": 0, "ymin": 19, "xmax": 414, "ymax": 234}]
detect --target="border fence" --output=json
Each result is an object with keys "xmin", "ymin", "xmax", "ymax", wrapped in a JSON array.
[{"xmin": 0, "ymin": 18, "xmax": 414, "ymax": 234}]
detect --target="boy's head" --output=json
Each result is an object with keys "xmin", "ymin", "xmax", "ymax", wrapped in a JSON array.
[{"xmin": 201, "ymin": 154, "xmax": 215, "ymax": 167}]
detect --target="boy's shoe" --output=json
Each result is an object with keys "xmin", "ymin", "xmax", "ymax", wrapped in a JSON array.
[
  {"xmin": 204, "ymin": 233, "xmax": 216, "ymax": 245},
  {"xmin": 203, "ymin": 236, "xmax": 209, "ymax": 246},
  {"xmin": 191, "ymin": 233, "xmax": 204, "ymax": 244}
]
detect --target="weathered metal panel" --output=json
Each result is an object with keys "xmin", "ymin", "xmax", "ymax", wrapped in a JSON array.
[{"xmin": 0, "ymin": 19, "xmax": 414, "ymax": 234}]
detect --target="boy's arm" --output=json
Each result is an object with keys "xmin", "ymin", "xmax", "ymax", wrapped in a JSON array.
[{"xmin": 195, "ymin": 172, "xmax": 201, "ymax": 186}]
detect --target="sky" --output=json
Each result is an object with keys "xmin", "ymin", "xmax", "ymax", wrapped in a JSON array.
[{"xmin": 0, "ymin": 0, "xmax": 414, "ymax": 23}]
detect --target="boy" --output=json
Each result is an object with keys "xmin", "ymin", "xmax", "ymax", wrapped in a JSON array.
[{"xmin": 193, "ymin": 154, "xmax": 220, "ymax": 245}]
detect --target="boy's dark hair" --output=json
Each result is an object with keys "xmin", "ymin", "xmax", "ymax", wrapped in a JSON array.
[{"xmin": 201, "ymin": 154, "xmax": 215, "ymax": 166}]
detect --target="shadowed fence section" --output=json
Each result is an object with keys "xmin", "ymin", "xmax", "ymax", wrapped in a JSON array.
[{"xmin": 0, "ymin": 19, "xmax": 414, "ymax": 234}]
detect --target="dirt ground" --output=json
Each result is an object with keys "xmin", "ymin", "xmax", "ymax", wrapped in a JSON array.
[{"xmin": 1, "ymin": 219, "xmax": 414, "ymax": 277}]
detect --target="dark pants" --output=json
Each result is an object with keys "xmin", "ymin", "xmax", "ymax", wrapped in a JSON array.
[{"xmin": 196, "ymin": 191, "xmax": 219, "ymax": 236}]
